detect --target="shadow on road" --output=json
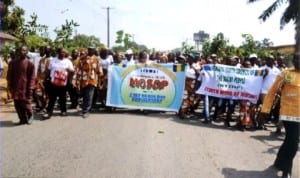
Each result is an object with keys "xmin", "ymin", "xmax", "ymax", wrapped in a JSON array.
[
  {"xmin": 0, "ymin": 120, "xmax": 17, "ymax": 127},
  {"xmin": 251, "ymin": 133, "xmax": 284, "ymax": 143},
  {"xmin": 222, "ymin": 166, "xmax": 280, "ymax": 178}
]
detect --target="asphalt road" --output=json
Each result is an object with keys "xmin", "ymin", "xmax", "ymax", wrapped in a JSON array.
[{"xmin": 1, "ymin": 104, "xmax": 299, "ymax": 178}]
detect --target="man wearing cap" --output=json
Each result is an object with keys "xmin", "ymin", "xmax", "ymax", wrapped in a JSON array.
[
  {"xmin": 210, "ymin": 53, "xmax": 219, "ymax": 64},
  {"xmin": 249, "ymin": 53, "xmax": 260, "ymax": 69},
  {"xmin": 122, "ymin": 49, "xmax": 136, "ymax": 65}
]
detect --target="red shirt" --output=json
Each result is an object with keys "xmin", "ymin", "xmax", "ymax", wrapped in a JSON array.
[{"xmin": 7, "ymin": 58, "xmax": 35, "ymax": 100}]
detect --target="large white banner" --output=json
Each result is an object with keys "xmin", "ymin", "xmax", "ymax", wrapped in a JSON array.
[{"xmin": 196, "ymin": 64, "xmax": 266, "ymax": 103}]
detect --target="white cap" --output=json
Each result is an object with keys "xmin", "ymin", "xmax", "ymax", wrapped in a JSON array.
[
  {"xmin": 249, "ymin": 53, "xmax": 257, "ymax": 58},
  {"xmin": 125, "ymin": 49, "xmax": 133, "ymax": 55}
]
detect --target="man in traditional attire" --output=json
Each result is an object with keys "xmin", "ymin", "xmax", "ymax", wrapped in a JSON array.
[
  {"xmin": 261, "ymin": 53, "xmax": 300, "ymax": 178},
  {"xmin": 7, "ymin": 46, "xmax": 35, "ymax": 125}
]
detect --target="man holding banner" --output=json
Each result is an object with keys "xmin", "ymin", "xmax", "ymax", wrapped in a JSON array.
[
  {"xmin": 196, "ymin": 59, "xmax": 267, "ymax": 126},
  {"xmin": 106, "ymin": 54, "xmax": 186, "ymax": 112}
]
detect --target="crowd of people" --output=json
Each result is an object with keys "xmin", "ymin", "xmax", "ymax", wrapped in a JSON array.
[
  {"xmin": 3, "ymin": 46, "xmax": 289, "ymax": 125},
  {"xmin": 4, "ymin": 44, "xmax": 300, "ymax": 178}
]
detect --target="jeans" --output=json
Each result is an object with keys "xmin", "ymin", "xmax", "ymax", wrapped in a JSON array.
[
  {"xmin": 203, "ymin": 95, "xmax": 210, "ymax": 120},
  {"xmin": 81, "ymin": 85, "xmax": 96, "ymax": 113},
  {"xmin": 213, "ymin": 98, "xmax": 236, "ymax": 121}
]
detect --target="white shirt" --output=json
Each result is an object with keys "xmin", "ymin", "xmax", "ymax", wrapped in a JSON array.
[
  {"xmin": 122, "ymin": 58, "xmax": 136, "ymax": 65},
  {"xmin": 49, "ymin": 57, "xmax": 74, "ymax": 86},
  {"xmin": 101, "ymin": 55, "xmax": 114, "ymax": 69},
  {"xmin": 185, "ymin": 64, "xmax": 197, "ymax": 79},
  {"xmin": 260, "ymin": 65, "xmax": 281, "ymax": 94},
  {"xmin": 28, "ymin": 52, "xmax": 42, "ymax": 75}
]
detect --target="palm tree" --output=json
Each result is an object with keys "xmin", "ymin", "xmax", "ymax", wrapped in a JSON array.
[{"xmin": 248, "ymin": 0, "xmax": 299, "ymax": 53}]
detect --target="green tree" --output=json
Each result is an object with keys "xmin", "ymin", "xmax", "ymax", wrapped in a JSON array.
[
  {"xmin": 115, "ymin": 30, "xmax": 132, "ymax": 50},
  {"xmin": 248, "ymin": 0, "xmax": 298, "ymax": 29},
  {"xmin": 239, "ymin": 34, "xmax": 258, "ymax": 57},
  {"xmin": 18, "ymin": 13, "xmax": 48, "ymax": 44},
  {"xmin": 248, "ymin": 0, "xmax": 299, "ymax": 53},
  {"xmin": 181, "ymin": 41, "xmax": 195, "ymax": 54},
  {"xmin": 1, "ymin": 43, "xmax": 15, "ymax": 64},
  {"xmin": 1, "ymin": 0, "xmax": 23, "ymax": 34},
  {"xmin": 54, "ymin": 19, "xmax": 79, "ymax": 47},
  {"xmin": 25, "ymin": 34, "xmax": 48, "ymax": 50},
  {"xmin": 71, "ymin": 34, "xmax": 103, "ymax": 48},
  {"xmin": 209, "ymin": 32, "xmax": 229, "ymax": 58},
  {"xmin": 257, "ymin": 38, "xmax": 274, "ymax": 49},
  {"xmin": 1, "ymin": 5, "xmax": 25, "ymax": 36},
  {"xmin": 201, "ymin": 41, "xmax": 211, "ymax": 58}
]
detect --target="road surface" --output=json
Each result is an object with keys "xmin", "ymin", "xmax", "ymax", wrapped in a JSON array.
[{"xmin": 1, "ymin": 103, "xmax": 299, "ymax": 178}]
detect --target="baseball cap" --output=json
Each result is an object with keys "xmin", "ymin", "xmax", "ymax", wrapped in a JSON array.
[
  {"xmin": 125, "ymin": 49, "xmax": 133, "ymax": 55},
  {"xmin": 249, "ymin": 53, "xmax": 257, "ymax": 58}
]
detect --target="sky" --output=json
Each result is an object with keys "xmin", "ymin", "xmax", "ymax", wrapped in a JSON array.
[{"xmin": 15, "ymin": 0, "xmax": 296, "ymax": 51}]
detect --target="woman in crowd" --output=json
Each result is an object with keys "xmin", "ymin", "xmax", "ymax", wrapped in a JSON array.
[{"xmin": 42, "ymin": 48, "xmax": 74, "ymax": 120}]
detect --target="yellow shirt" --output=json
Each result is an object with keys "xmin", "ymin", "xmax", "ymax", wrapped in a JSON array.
[{"xmin": 261, "ymin": 68, "xmax": 300, "ymax": 122}]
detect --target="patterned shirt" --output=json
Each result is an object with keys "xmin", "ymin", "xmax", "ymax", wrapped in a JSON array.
[
  {"xmin": 76, "ymin": 56, "xmax": 103, "ymax": 88},
  {"xmin": 37, "ymin": 56, "xmax": 51, "ymax": 82},
  {"xmin": 69, "ymin": 58, "xmax": 80, "ymax": 86}
]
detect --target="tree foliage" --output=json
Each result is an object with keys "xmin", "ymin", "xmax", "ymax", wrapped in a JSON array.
[
  {"xmin": 25, "ymin": 34, "xmax": 48, "ymax": 51},
  {"xmin": 1, "ymin": 5, "xmax": 25, "ymax": 36},
  {"xmin": 71, "ymin": 34, "xmax": 104, "ymax": 48},
  {"xmin": 54, "ymin": 19, "xmax": 79, "ymax": 47},
  {"xmin": 248, "ymin": 0, "xmax": 298, "ymax": 29},
  {"xmin": 18, "ymin": 13, "xmax": 49, "ymax": 44},
  {"xmin": 181, "ymin": 41, "xmax": 195, "ymax": 54},
  {"xmin": 209, "ymin": 33, "xmax": 229, "ymax": 58},
  {"xmin": 115, "ymin": 30, "xmax": 132, "ymax": 50},
  {"xmin": 248, "ymin": 0, "xmax": 299, "ymax": 54}
]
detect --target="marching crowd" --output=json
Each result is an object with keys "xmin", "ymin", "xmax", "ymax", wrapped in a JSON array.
[
  {"xmin": 4, "ymin": 45, "xmax": 290, "ymax": 126},
  {"xmin": 4, "ymin": 44, "xmax": 300, "ymax": 178}
]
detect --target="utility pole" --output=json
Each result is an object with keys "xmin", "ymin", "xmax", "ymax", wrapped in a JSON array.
[{"xmin": 102, "ymin": 7, "xmax": 113, "ymax": 48}]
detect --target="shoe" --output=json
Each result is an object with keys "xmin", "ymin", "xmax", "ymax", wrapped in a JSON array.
[
  {"xmin": 27, "ymin": 115, "xmax": 33, "ymax": 125},
  {"xmin": 179, "ymin": 113, "xmax": 188, "ymax": 120},
  {"xmin": 275, "ymin": 128, "xmax": 282, "ymax": 134},
  {"xmin": 82, "ymin": 112, "xmax": 89, "ymax": 119},
  {"xmin": 225, "ymin": 121, "xmax": 231, "ymax": 127},
  {"xmin": 14, "ymin": 121, "xmax": 26, "ymax": 126},
  {"xmin": 142, "ymin": 110, "xmax": 149, "ymax": 115},
  {"xmin": 60, "ymin": 112, "xmax": 68, "ymax": 117},
  {"xmin": 282, "ymin": 171, "xmax": 291, "ymax": 178},
  {"xmin": 202, "ymin": 120, "xmax": 211, "ymax": 124},
  {"xmin": 41, "ymin": 113, "xmax": 51, "ymax": 120},
  {"xmin": 68, "ymin": 105, "xmax": 77, "ymax": 109},
  {"xmin": 265, "ymin": 165, "xmax": 280, "ymax": 177}
]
